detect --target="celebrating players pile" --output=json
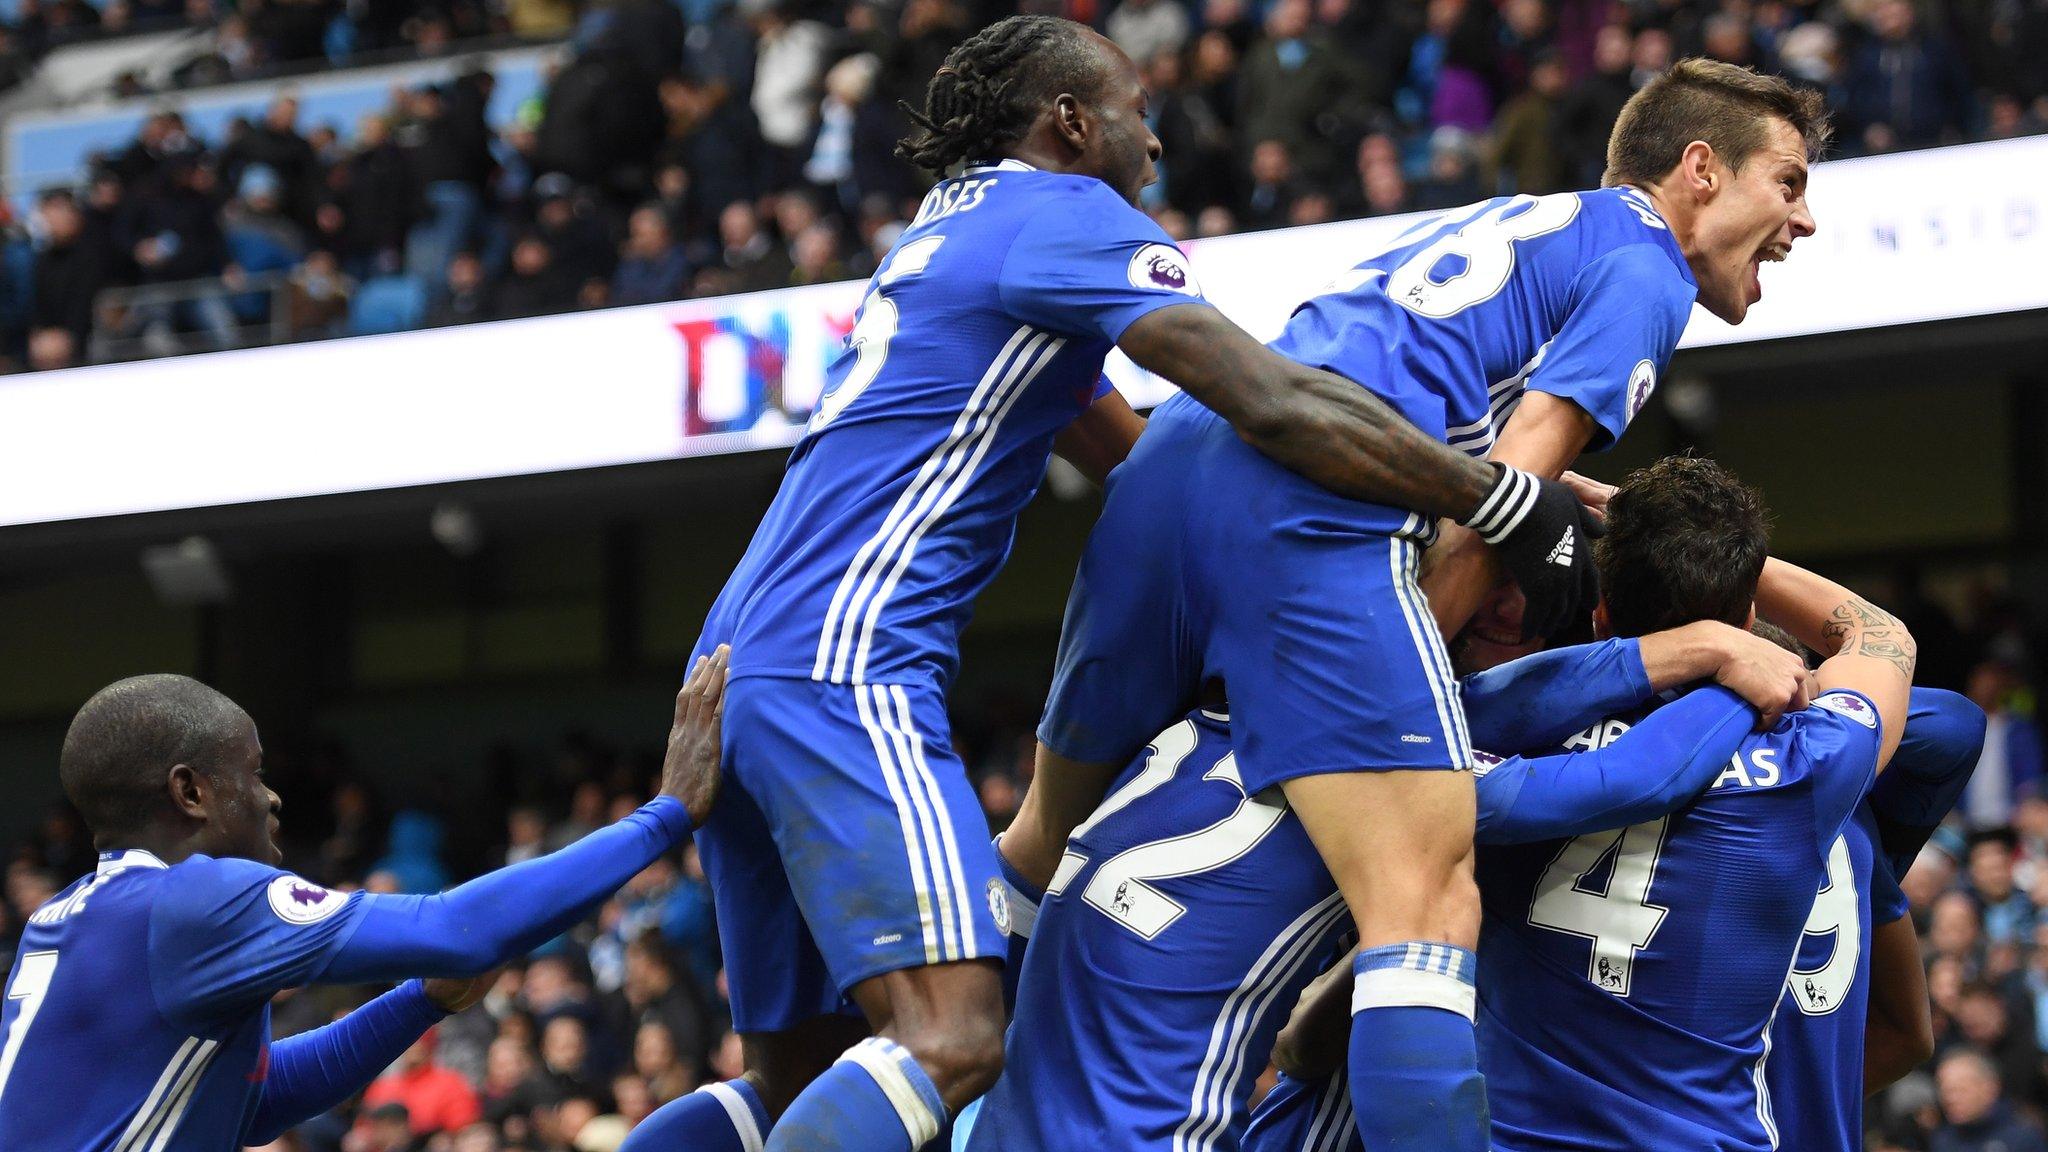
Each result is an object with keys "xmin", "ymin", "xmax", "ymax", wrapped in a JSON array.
[{"xmin": 0, "ymin": 15, "xmax": 1991, "ymax": 1152}]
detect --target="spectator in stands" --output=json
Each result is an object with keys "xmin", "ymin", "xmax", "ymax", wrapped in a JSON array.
[
  {"xmin": 1242, "ymin": 139, "xmax": 1303, "ymax": 228},
  {"xmin": 610, "ymin": 207, "xmax": 690, "ymax": 307},
  {"xmin": 1932, "ymin": 1048, "xmax": 2048, "ymax": 1151},
  {"xmin": 354, "ymin": 1102, "xmax": 419, "ymax": 1152},
  {"xmin": 715, "ymin": 201, "xmax": 791, "ymax": 293},
  {"xmin": 1239, "ymin": 0, "xmax": 1360, "ymax": 182},
  {"xmin": 223, "ymin": 97, "xmax": 318, "ymax": 226},
  {"xmin": 1107, "ymin": 0, "xmax": 1192, "ymax": 69},
  {"xmin": 1412, "ymin": 125, "xmax": 1485, "ymax": 208},
  {"xmin": 361, "ymin": 1029, "xmax": 486, "ymax": 1138},
  {"xmin": 539, "ymin": 1016, "xmax": 608, "ymax": 1107},
  {"xmin": 283, "ymin": 249, "xmax": 353, "ymax": 338},
  {"xmin": 125, "ymin": 156, "xmax": 238, "ymax": 349},
  {"xmin": 1351, "ymin": 132, "xmax": 1411, "ymax": 216},
  {"xmin": 492, "ymin": 234, "xmax": 577, "ymax": 319},
  {"xmin": 30, "ymin": 189, "xmax": 105, "ymax": 356},
  {"xmin": 482, "ymin": 1034, "xmax": 561, "ymax": 1125},
  {"xmin": 1488, "ymin": 51, "xmax": 1571, "ymax": 194},
  {"xmin": 221, "ymin": 164, "xmax": 306, "ymax": 297},
  {"xmin": 788, "ymin": 223, "xmax": 850, "ymax": 285},
  {"xmin": 603, "ymin": 933, "xmax": 714, "ymax": 1076},
  {"xmin": 405, "ymin": 71, "xmax": 498, "ymax": 281},
  {"xmin": 632, "ymin": 1020, "xmax": 698, "ymax": 1104},
  {"xmin": 371, "ymin": 808, "xmax": 453, "ymax": 893},
  {"xmin": 1964, "ymin": 661, "xmax": 2045, "ymax": 828},
  {"xmin": 26, "ymin": 327, "xmax": 78, "ymax": 371},
  {"xmin": 338, "ymin": 113, "xmax": 420, "ymax": 277},
  {"xmin": 1153, "ymin": 45, "xmax": 1239, "ymax": 217},
  {"xmin": 532, "ymin": 179, "xmax": 615, "ymax": 289},
  {"xmin": 1969, "ymin": 828, "xmax": 2039, "ymax": 946},
  {"xmin": 1844, "ymin": 0, "xmax": 1972, "ymax": 152},
  {"xmin": 745, "ymin": 0, "xmax": 834, "ymax": 190}
]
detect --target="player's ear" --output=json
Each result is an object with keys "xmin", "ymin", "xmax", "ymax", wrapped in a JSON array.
[
  {"xmin": 166, "ymin": 762, "xmax": 208, "ymax": 821},
  {"xmin": 1051, "ymin": 93, "xmax": 1089, "ymax": 153},
  {"xmin": 1743, "ymin": 602, "xmax": 1758, "ymax": 631},
  {"xmin": 1591, "ymin": 600, "xmax": 1612, "ymax": 640},
  {"xmin": 1680, "ymin": 140, "xmax": 1719, "ymax": 202}
]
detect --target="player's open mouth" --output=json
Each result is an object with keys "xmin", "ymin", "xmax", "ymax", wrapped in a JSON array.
[
  {"xmin": 1471, "ymin": 625, "xmax": 1524, "ymax": 647},
  {"xmin": 1750, "ymin": 243, "xmax": 1789, "ymax": 302}
]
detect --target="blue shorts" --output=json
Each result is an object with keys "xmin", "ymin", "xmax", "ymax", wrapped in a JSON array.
[
  {"xmin": 1242, "ymin": 1073, "xmax": 1360, "ymax": 1152},
  {"xmin": 1039, "ymin": 393, "xmax": 1474, "ymax": 794},
  {"xmin": 697, "ymin": 675, "xmax": 1007, "ymax": 1033}
]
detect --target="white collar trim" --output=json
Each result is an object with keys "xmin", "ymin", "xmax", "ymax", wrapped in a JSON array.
[
  {"xmin": 963, "ymin": 158, "xmax": 1036, "ymax": 175},
  {"xmin": 97, "ymin": 849, "xmax": 170, "ymax": 875}
]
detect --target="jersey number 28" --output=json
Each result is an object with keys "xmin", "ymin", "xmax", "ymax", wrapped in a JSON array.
[{"xmin": 1384, "ymin": 194, "xmax": 1580, "ymax": 318}]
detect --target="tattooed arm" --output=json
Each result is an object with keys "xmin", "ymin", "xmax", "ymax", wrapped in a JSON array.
[{"xmin": 1754, "ymin": 557, "xmax": 1916, "ymax": 769}]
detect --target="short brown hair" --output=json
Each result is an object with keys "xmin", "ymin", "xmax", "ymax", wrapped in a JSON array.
[
  {"xmin": 1603, "ymin": 58, "xmax": 1831, "ymax": 188},
  {"xmin": 1597, "ymin": 455, "xmax": 1769, "ymax": 639}
]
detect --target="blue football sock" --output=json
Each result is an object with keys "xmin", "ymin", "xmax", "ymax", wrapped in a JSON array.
[
  {"xmin": 765, "ymin": 1037, "xmax": 946, "ymax": 1152},
  {"xmin": 1346, "ymin": 943, "xmax": 1489, "ymax": 1152},
  {"xmin": 620, "ymin": 1077, "xmax": 769, "ymax": 1152}
]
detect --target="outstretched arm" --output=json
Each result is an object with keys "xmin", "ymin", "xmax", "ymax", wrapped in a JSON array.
[
  {"xmin": 1461, "ymin": 621, "xmax": 1811, "ymax": 752},
  {"xmin": 1475, "ymin": 686, "xmax": 1757, "ymax": 844},
  {"xmin": 320, "ymin": 652, "xmax": 727, "ymax": 982},
  {"xmin": 1118, "ymin": 304, "xmax": 1602, "ymax": 639}
]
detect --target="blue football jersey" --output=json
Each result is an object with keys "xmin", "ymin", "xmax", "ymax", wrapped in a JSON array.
[
  {"xmin": 0, "ymin": 850, "xmax": 368, "ymax": 1151},
  {"xmin": 1765, "ymin": 805, "xmax": 1908, "ymax": 1152},
  {"xmin": 1475, "ymin": 690, "xmax": 1884, "ymax": 1152},
  {"xmin": 1271, "ymin": 187, "xmax": 1696, "ymax": 457},
  {"xmin": 968, "ymin": 710, "xmax": 1349, "ymax": 1152},
  {"xmin": 698, "ymin": 161, "xmax": 1208, "ymax": 690}
]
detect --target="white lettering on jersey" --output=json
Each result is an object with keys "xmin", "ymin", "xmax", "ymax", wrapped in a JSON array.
[
  {"xmin": 1126, "ymin": 243, "xmax": 1202, "ymax": 297},
  {"xmin": 266, "ymin": 875, "xmax": 347, "ymax": 925},
  {"xmin": 1561, "ymin": 718, "xmax": 1632, "ymax": 752},
  {"xmin": 911, "ymin": 177, "xmax": 997, "ymax": 226},
  {"xmin": 27, "ymin": 874, "xmax": 115, "ymax": 926},
  {"xmin": 1711, "ymin": 748, "xmax": 1783, "ymax": 791}
]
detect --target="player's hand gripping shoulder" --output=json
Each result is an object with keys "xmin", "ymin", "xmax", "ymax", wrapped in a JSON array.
[
  {"xmin": 1460, "ymin": 463, "xmax": 1607, "ymax": 639},
  {"xmin": 664, "ymin": 646, "xmax": 729, "ymax": 828},
  {"xmin": 1642, "ymin": 620, "xmax": 1813, "ymax": 730}
]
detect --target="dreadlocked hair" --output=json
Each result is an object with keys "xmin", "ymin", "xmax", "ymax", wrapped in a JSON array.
[{"xmin": 896, "ymin": 15, "xmax": 1099, "ymax": 176}]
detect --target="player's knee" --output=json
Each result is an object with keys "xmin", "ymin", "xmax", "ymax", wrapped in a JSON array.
[{"xmin": 897, "ymin": 1010, "xmax": 1006, "ymax": 1104}]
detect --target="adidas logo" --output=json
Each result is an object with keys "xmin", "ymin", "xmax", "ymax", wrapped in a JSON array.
[{"xmin": 1546, "ymin": 529, "xmax": 1575, "ymax": 567}]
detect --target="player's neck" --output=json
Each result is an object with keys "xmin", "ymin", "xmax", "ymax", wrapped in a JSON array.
[
  {"xmin": 96, "ymin": 825, "xmax": 208, "ymax": 867},
  {"xmin": 1632, "ymin": 181, "xmax": 1703, "ymax": 267}
]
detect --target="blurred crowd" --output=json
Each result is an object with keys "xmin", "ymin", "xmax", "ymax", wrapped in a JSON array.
[
  {"xmin": 2, "ymin": 0, "xmax": 2046, "ymax": 368},
  {"xmin": 0, "ymin": 572, "xmax": 2041, "ymax": 1149}
]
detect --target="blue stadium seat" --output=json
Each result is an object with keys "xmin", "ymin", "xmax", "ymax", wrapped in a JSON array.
[{"xmin": 347, "ymin": 275, "xmax": 428, "ymax": 336}]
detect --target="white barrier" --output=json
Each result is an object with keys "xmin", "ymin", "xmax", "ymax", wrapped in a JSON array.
[{"xmin": 3, "ymin": 135, "xmax": 2045, "ymax": 528}]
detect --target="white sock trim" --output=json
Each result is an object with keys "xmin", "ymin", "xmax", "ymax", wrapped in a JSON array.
[
  {"xmin": 837, "ymin": 1038, "xmax": 943, "ymax": 1147},
  {"xmin": 1352, "ymin": 967, "xmax": 1477, "ymax": 1022},
  {"xmin": 702, "ymin": 1082, "xmax": 767, "ymax": 1152}
]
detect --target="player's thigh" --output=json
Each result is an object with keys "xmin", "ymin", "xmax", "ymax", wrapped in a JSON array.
[
  {"xmin": 1283, "ymin": 769, "xmax": 1478, "ymax": 949},
  {"xmin": 693, "ymin": 742, "xmax": 844, "ymax": 1037},
  {"xmin": 1213, "ymin": 522, "xmax": 1473, "ymax": 790},
  {"xmin": 728, "ymin": 676, "xmax": 1010, "ymax": 997}
]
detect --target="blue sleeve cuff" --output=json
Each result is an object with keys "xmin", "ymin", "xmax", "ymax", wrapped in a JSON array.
[{"xmin": 641, "ymin": 796, "xmax": 693, "ymax": 843}]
